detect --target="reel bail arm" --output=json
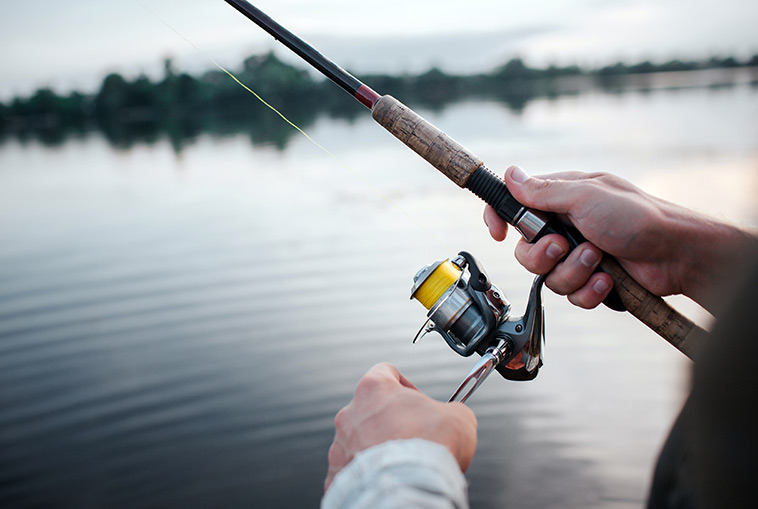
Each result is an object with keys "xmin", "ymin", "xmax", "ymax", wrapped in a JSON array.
[{"xmin": 412, "ymin": 252, "xmax": 547, "ymax": 402}]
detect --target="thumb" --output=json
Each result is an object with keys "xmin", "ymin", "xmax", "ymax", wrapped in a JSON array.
[
  {"xmin": 369, "ymin": 363, "xmax": 419, "ymax": 391},
  {"xmin": 505, "ymin": 166, "xmax": 584, "ymax": 216}
]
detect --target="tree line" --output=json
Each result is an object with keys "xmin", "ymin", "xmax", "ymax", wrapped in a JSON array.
[{"xmin": 2, "ymin": 53, "xmax": 756, "ymax": 149}]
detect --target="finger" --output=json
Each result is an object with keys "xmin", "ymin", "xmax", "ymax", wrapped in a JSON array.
[
  {"xmin": 325, "ymin": 412, "xmax": 352, "ymax": 492},
  {"xmin": 355, "ymin": 364, "xmax": 420, "ymax": 403},
  {"xmin": 395, "ymin": 370, "xmax": 419, "ymax": 391},
  {"xmin": 324, "ymin": 466, "xmax": 338, "ymax": 493},
  {"xmin": 446, "ymin": 401, "xmax": 478, "ymax": 429},
  {"xmin": 566, "ymin": 272, "xmax": 614, "ymax": 309},
  {"xmin": 327, "ymin": 440, "xmax": 347, "ymax": 472},
  {"xmin": 365, "ymin": 362, "xmax": 399, "ymax": 378},
  {"xmin": 442, "ymin": 403, "xmax": 478, "ymax": 471},
  {"xmin": 543, "ymin": 242, "xmax": 603, "ymax": 296},
  {"xmin": 324, "ymin": 442, "xmax": 341, "ymax": 492},
  {"xmin": 364, "ymin": 362, "xmax": 417, "ymax": 389},
  {"xmin": 532, "ymin": 170, "xmax": 601, "ymax": 182},
  {"xmin": 483, "ymin": 205, "xmax": 509, "ymax": 242},
  {"xmin": 513, "ymin": 234, "xmax": 570, "ymax": 275},
  {"xmin": 371, "ymin": 362, "xmax": 421, "ymax": 390},
  {"xmin": 504, "ymin": 166, "xmax": 600, "ymax": 216}
]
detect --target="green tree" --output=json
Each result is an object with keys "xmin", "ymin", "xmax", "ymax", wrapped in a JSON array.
[
  {"xmin": 493, "ymin": 58, "xmax": 536, "ymax": 80},
  {"xmin": 0, "ymin": 100, "xmax": 7, "ymax": 130},
  {"xmin": 95, "ymin": 73, "xmax": 131, "ymax": 116}
]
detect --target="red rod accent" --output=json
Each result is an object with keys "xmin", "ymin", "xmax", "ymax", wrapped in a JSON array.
[{"xmin": 355, "ymin": 85, "xmax": 381, "ymax": 109}]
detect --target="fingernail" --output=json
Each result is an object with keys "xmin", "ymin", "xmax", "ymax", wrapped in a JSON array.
[
  {"xmin": 579, "ymin": 249, "xmax": 600, "ymax": 268},
  {"xmin": 593, "ymin": 279, "xmax": 611, "ymax": 295},
  {"xmin": 510, "ymin": 166, "xmax": 529, "ymax": 184},
  {"xmin": 546, "ymin": 242, "xmax": 564, "ymax": 260}
]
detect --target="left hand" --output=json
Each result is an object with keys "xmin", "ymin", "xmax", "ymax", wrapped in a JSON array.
[{"xmin": 324, "ymin": 363, "xmax": 477, "ymax": 492}]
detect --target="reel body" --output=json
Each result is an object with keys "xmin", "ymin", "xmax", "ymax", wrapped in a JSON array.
[{"xmin": 411, "ymin": 251, "xmax": 545, "ymax": 385}]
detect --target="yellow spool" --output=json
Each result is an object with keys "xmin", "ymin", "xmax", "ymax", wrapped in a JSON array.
[{"xmin": 414, "ymin": 260, "xmax": 462, "ymax": 310}]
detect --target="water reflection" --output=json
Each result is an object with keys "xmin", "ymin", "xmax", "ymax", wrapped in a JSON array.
[
  {"xmin": 0, "ymin": 77, "xmax": 756, "ymax": 508},
  {"xmin": 5, "ymin": 67, "xmax": 755, "ymax": 153}
]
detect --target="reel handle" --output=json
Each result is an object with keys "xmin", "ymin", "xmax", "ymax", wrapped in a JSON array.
[
  {"xmin": 449, "ymin": 340, "xmax": 510, "ymax": 403},
  {"xmin": 373, "ymin": 94, "xmax": 703, "ymax": 359}
]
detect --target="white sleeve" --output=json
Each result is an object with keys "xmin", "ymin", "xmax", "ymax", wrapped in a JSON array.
[{"xmin": 321, "ymin": 439, "xmax": 470, "ymax": 509}]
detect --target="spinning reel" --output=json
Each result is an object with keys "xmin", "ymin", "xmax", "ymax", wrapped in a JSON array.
[{"xmin": 411, "ymin": 251, "xmax": 546, "ymax": 403}]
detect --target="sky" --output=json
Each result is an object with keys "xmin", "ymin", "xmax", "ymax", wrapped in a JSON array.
[{"xmin": 1, "ymin": 0, "xmax": 757, "ymax": 100}]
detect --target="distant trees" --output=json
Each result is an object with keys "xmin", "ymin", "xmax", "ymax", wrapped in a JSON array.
[
  {"xmin": 493, "ymin": 58, "xmax": 537, "ymax": 80},
  {"xmin": 1, "ymin": 52, "xmax": 756, "ymax": 147},
  {"xmin": 3, "ymin": 88, "xmax": 88, "ymax": 130},
  {"xmin": 93, "ymin": 66, "xmax": 206, "ymax": 123},
  {"xmin": 596, "ymin": 55, "xmax": 752, "ymax": 76}
]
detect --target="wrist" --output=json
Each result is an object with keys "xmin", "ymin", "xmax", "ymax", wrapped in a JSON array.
[
  {"xmin": 322, "ymin": 439, "xmax": 468, "ymax": 508},
  {"xmin": 673, "ymin": 208, "xmax": 758, "ymax": 310}
]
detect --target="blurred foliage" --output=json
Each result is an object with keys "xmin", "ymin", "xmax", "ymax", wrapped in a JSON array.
[{"xmin": 1, "ymin": 52, "xmax": 756, "ymax": 151}]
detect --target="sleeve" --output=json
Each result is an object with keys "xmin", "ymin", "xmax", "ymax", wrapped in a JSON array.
[{"xmin": 321, "ymin": 439, "xmax": 470, "ymax": 509}]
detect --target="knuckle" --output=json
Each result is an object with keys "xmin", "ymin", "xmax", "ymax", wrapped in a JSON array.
[
  {"xmin": 334, "ymin": 406, "xmax": 349, "ymax": 431},
  {"xmin": 515, "ymin": 241, "xmax": 552, "ymax": 275},
  {"xmin": 547, "ymin": 248, "xmax": 597, "ymax": 295},
  {"xmin": 567, "ymin": 291, "xmax": 600, "ymax": 309},
  {"xmin": 457, "ymin": 404, "xmax": 478, "ymax": 429},
  {"xmin": 545, "ymin": 275, "xmax": 570, "ymax": 296},
  {"xmin": 327, "ymin": 441, "xmax": 342, "ymax": 466},
  {"xmin": 447, "ymin": 399, "xmax": 474, "ymax": 417},
  {"xmin": 354, "ymin": 374, "xmax": 382, "ymax": 398},
  {"xmin": 372, "ymin": 361, "xmax": 394, "ymax": 373}
]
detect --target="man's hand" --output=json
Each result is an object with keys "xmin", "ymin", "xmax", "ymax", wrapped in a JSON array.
[
  {"xmin": 324, "ymin": 363, "xmax": 477, "ymax": 492},
  {"xmin": 484, "ymin": 166, "xmax": 754, "ymax": 311}
]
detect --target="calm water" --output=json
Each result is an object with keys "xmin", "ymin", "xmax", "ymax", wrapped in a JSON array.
[{"xmin": 1, "ymin": 76, "xmax": 757, "ymax": 508}]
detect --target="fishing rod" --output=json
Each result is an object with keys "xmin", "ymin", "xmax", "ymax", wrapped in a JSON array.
[{"xmin": 222, "ymin": 0, "xmax": 704, "ymax": 364}]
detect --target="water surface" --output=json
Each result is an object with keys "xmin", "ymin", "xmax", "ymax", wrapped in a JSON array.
[{"xmin": 1, "ymin": 79, "xmax": 756, "ymax": 508}]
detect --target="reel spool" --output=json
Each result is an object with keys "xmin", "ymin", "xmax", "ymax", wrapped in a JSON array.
[{"xmin": 411, "ymin": 251, "xmax": 546, "ymax": 386}]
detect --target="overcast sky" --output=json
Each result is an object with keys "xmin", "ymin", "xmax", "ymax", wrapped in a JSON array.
[{"xmin": 2, "ymin": 0, "xmax": 757, "ymax": 100}]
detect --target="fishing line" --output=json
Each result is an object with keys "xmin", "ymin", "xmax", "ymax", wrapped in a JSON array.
[{"xmin": 134, "ymin": 0, "xmax": 454, "ymax": 254}]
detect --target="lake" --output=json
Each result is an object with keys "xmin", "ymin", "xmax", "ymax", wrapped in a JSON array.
[{"xmin": 1, "ymin": 71, "xmax": 757, "ymax": 508}]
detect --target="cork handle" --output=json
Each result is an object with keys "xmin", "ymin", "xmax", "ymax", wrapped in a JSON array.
[
  {"xmin": 372, "ymin": 94, "xmax": 703, "ymax": 358},
  {"xmin": 371, "ymin": 95, "xmax": 481, "ymax": 187},
  {"xmin": 599, "ymin": 257, "xmax": 701, "ymax": 358}
]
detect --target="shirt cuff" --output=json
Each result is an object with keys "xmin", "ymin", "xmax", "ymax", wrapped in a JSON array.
[{"xmin": 321, "ymin": 438, "xmax": 469, "ymax": 509}]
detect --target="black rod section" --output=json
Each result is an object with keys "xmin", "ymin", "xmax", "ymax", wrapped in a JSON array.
[
  {"xmin": 466, "ymin": 166, "xmax": 626, "ymax": 311},
  {"xmin": 223, "ymin": 0, "xmax": 364, "ymax": 97}
]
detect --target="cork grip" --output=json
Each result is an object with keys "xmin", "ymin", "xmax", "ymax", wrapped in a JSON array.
[
  {"xmin": 599, "ymin": 257, "xmax": 700, "ymax": 358},
  {"xmin": 372, "ymin": 95, "xmax": 703, "ymax": 359},
  {"xmin": 371, "ymin": 95, "xmax": 482, "ymax": 187}
]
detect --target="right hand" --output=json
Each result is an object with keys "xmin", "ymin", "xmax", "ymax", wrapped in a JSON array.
[{"xmin": 483, "ymin": 167, "xmax": 754, "ymax": 311}]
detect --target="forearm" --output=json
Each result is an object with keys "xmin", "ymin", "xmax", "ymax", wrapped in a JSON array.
[{"xmin": 665, "ymin": 203, "xmax": 758, "ymax": 312}]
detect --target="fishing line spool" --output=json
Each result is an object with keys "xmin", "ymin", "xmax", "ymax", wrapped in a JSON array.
[{"xmin": 411, "ymin": 252, "xmax": 546, "ymax": 401}]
